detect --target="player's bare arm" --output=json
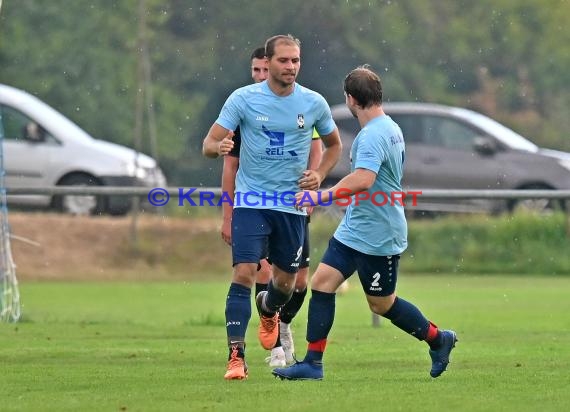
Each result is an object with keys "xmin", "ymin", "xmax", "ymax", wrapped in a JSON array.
[
  {"xmin": 307, "ymin": 127, "xmax": 342, "ymax": 188},
  {"xmin": 299, "ymin": 138, "xmax": 324, "ymax": 191},
  {"xmin": 307, "ymin": 138, "xmax": 323, "ymax": 171},
  {"xmin": 295, "ymin": 168, "xmax": 376, "ymax": 207},
  {"xmin": 221, "ymin": 155, "xmax": 239, "ymax": 245},
  {"xmin": 202, "ymin": 123, "xmax": 234, "ymax": 158}
]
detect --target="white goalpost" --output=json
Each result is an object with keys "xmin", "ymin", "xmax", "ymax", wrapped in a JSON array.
[{"xmin": 0, "ymin": 109, "xmax": 21, "ymax": 322}]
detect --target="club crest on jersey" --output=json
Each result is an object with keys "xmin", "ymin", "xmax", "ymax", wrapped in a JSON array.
[{"xmin": 297, "ymin": 114, "xmax": 305, "ymax": 129}]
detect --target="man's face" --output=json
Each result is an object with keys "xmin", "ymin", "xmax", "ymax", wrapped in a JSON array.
[
  {"xmin": 268, "ymin": 43, "xmax": 300, "ymax": 87},
  {"xmin": 251, "ymin": 57, "xmax": 268, "ymax": 83}
]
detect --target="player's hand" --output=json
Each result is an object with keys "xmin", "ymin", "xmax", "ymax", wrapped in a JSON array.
[
  {"xmin": 221, "ymin": 217, "xmax": 232, "ymax": 245},
  {"xmin": 298, "ymin": 170, "xmax": 322, "ymax": 191},
  {"xmin": 294, "ymin": 190, "xmax": 318, "ymax": 210},
  {"xmin": 217, "ymin": 130, "xmax": 235, "ymax": 156}
]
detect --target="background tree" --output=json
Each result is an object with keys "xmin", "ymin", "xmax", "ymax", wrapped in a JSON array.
[{"xmin": 1, "ymin": 0, "xmax": 568, "ymax": 186}]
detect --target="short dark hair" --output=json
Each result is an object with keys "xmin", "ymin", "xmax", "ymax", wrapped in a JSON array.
[
  {"xmin": 250, "ymin": 47, "xmax": 266, "ymax": 61},
  {"xmin": 264, "ymin": 34, "xmax": 301, "ymax": 59},
  {"xmin": 343, "ymin": 65, "xmax": 383, "ymax": 108}
]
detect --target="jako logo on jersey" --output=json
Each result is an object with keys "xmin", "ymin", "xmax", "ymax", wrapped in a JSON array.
[
  {"xmin": 297, "ymin": 114, "xmax": 305, "ymax": 128},
  {"xmin": 256, "ymin": 115, "xmax": 269, "ymax": 121}
]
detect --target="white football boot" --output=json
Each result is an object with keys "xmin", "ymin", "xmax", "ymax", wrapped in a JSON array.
[
  {"xmin": 264, "ymin": 346, "xmax": 287, "ymax": 367},
  {"xmin": 280, "ymin": 321, "xmax": 295, "ymax": 364}
]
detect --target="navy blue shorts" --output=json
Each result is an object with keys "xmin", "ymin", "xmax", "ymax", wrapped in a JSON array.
[
  {"xmin": 299, "ymin": 217, "xmax": 311, "ymax": 269},
  {"xmin": 321, "ymin": 237, "xmax": 399, "ymax": 296},
  {"xmin": 232, "ymin": 208, "xmax": 305, "ymax": 273},
  {"xmin": 264, "ymin": 216, "xmax": 310, "ymax": 269}
]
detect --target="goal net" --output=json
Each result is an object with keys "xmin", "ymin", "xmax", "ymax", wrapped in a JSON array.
[{"xmin": 0, "ymin": 110, "xmax": 21, "ymax": 322}]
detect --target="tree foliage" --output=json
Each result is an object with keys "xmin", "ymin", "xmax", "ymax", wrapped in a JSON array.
[{"xmin": 1, "ymin": 0, "xmax": 568, "ymax": 185}]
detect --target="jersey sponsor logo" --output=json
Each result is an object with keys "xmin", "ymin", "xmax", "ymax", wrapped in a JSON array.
[
  {"xmin": 263, "ymin": 125, "xmax": 285, "ymax": 146},
  {"xmin": 256, "ymin": 115, "xmax": 269, "ymax": 121},
  {"xmin": 262, "ymin": 125, "xmax": 299, "ymax": 157}
]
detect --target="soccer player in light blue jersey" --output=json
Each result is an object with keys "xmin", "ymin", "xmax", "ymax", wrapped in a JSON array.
[
  {"xmin": 273, "ymin": 65, "xmax": 457, "ymax": 381},
  {"xmin": 202, "ymin": 34, "xmax": 342, "ymax": 380},
  {"xmin": 221, "ymin": 46, "xmax": 323, "ymax": 368}
]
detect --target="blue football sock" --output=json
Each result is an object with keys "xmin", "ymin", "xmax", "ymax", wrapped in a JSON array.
[
  {"xmin": 382, "ymin": 296, "xmax": 429, "ymax": 341},
  {"xmin": 225, "ymin": 282, "xmax": 251, "ymax": 350},
  {"xmin": 280, "ymin": 288, "xmax": 307, "ymax": 324},
  {"xmin": 261, "ymin": 279, "xmax": 292, "ymax": 315},
  {"xmin": 304, "ymin": 289, "xmax": 336, "ymax": 362}
]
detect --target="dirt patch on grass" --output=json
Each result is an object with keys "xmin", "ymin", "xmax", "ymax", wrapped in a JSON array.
[{"xmin": 8, "ymin": 212, "xmax": 232, "ymax": 281}]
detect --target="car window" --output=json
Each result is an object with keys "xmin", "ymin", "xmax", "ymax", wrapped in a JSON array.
[
  {"xmin": 424, "ymin": 116, "xmax": 480, "ymax": 150},
  {"xmin": 389, "ymin": 114, "xmax": 422, "ymax": 143},
  {"xmin": 335, "ymin": 116, "xmax": 360, "ymax": 138},
  {"xmin": 424, "ymin": 115, "xmax": 480, "ymax": 150},
  {"xmin": 1, "ymin": 105, "xmax": 29, "ymax": 141},
  {"xmin": 0, "ymin": 105, "xmax": 57, "ymax": 144}
]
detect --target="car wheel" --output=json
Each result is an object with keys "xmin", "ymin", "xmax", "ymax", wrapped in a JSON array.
[
  {"xmin": 53, "ymin": 174, "xmax": 105, "ymax": 215},
  {"xmin": 508, "ymin": 185, "xmax": 564, "ymax": 214},
  {"xmin": 106, "ymin": 196, "xmax": 133, "ymax": 216}
]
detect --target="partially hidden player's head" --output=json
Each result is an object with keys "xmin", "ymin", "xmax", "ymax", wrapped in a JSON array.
[
  {"xmin": 265, "ymin": 34, "xmax": 301, "ymax": 88},
  {"xmin": 344, "ymin": 65, "xmax": 383, "ymax": 116},
  {"xmin": 250, "ymin": 46, "xmax": 268, "ymax": 83}
]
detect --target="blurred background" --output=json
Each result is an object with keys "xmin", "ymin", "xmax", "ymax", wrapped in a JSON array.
[{"xmin": 1, "ymin": 0, "xmax": 568, "ymax": 187}]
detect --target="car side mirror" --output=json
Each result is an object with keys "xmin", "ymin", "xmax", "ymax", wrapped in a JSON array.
[
  {"xmin": 473, "ymin": 136, "xmax": 497, "ymax": 156},
  {"xmin": 23, "ymin": 122, "xmax": 46, "ymax": 143}
]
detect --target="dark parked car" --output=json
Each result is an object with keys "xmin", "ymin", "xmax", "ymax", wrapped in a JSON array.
[{"xmin": 330, "ymin": 102, "xmax": 570, "ymax": 213}]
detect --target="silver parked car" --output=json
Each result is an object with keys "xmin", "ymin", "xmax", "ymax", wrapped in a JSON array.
[
  {"xmin": 0, "ymin": 83, "xmax": 167, "ymax": 215},
  {"xmin": 331, "ymin": 102, "xmax": 570, "ymax": 213}
]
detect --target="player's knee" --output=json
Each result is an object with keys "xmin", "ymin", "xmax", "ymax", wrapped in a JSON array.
[
  {"xmin": 256, "ymin": 272, "xmax": 271, "ymax": 284},
  {"xmin": 271, "ymin": 271, "xmax": 296, "ymax": 294},
  {"xmin": 233, "ymin": 263, "xmax": 258, "ymax": 287},
  {"xmin": 256, "ymin": 266, "xmax": 272, "ymax": 284},
  {"xmin": 310, "ymin": 271, "xmax": 340, "ymax": 294},
  {"xmin": 273, "ymin": 277, "xmax": 295, "ymax": 293},
  {"xmin": 367, "ymin": 295, "xmax": 395, "ymax": 316},
  {"xmin": 294, "ymin": 268, "xmax": 309, "ymax": 290}
]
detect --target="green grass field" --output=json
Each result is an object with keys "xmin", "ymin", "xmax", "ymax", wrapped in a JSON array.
[{"xmin": 1, "ymin": 275, "xmax": 569, "ymax": 411}]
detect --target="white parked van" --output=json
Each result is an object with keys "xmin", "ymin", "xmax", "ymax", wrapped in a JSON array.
[{"xmin": 0, "ymin": 84, "xmax": 167, "ymax": 215}]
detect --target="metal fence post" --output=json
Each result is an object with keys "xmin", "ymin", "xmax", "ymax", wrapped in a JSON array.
[{"xmin": 372, "ymin": 313, "xmax": 381, "ymax": 327}]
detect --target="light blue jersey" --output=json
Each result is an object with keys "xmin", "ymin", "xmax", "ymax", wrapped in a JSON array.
[
  {"xmin": 216, "ymin": 81, "xmax": 335, "ymax": 214},
  {"xmin": 334, "ymin": 114, "xmax": 408, "ymax": 255}
]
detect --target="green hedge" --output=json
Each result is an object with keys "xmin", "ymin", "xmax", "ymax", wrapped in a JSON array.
[{"xmin": 309, "ymin": 212, "xmax": 570, "ymax": 275}]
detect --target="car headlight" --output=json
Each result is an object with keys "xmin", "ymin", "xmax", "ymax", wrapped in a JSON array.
[
  {"xmin": 135, "ymin": 166, "xmax": 149, "ymax": 180},
  {"xmin": 125, "ymin": 161, "xmax": 152, "ymax": 180}
]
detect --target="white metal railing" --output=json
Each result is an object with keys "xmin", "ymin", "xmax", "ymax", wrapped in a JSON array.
[{"xmin": 7, "ymin": 186, "xmax": 570, "ymax": 199}]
